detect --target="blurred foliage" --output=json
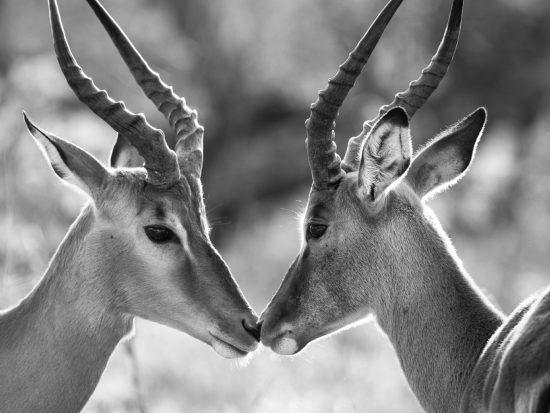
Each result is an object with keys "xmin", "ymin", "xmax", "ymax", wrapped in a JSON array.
[{"xmin": 1, "ymin": 0, "xmax": 550, "ymax": 411}]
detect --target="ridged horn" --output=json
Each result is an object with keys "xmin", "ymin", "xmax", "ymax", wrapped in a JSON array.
[
  {"xmin": 305, "ymin": 0, "xmax": 404, "ymax": 189},
  {"xmin": 48, "ymin": 0, "xmax": 179, "ymax": 186},
  {"xmin": 84, "ymin": 0, "xmax": 204, "ymax": 178},
  {"xmin": 342, "ymin": 0, "xmax": 463, "ymax": 171}
]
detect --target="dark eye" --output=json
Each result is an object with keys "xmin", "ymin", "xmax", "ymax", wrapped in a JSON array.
[
  {"xmin": 144, "ymin": 225, "xmax": 177, "ymax": 244},
  {"xmin": 307, "ymin": 223, "xmax": 327, "ymax": 240}
]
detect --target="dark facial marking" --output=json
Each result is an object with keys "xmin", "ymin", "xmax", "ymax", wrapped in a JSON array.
[
  {"xmin": 536, "ymin": 385, "xmax": 550, "ymax": 413},
  {"xmin": 154, "ymin": 203, "xmax": 166, "ymax": 219},
  {"xmin": 308, "ymin": 202, "xmax": 329, "ymax": 222},
  {"xmin": 302, "ymin": 244, "xmax": 310, "ymax": 259}
]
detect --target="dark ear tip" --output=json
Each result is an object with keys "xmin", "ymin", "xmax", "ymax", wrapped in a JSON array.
[
  {"xmin": 465, "ymin": 107, "xmax": 487, "ymax": 127},
  {"xmin": 465, "ymin": 107, "xmax": 487, "ymax": 132},
  {"xmin": 472, "ymin": 107, "xmax": 487, "ymax": 122},
  {"xmin": 384, "ymin": 106, "xmax": 409, "ymax": 127},
  {"xmin": 22, "ymin": 111, "xmax": 38, "ymax": 135}
]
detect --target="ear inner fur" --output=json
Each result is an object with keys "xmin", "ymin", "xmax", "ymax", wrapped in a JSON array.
[{"xmin": 358, "ymin": 107, "xmax": 412, "ymax": 201}]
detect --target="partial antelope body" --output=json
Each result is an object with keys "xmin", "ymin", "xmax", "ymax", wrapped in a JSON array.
[
  {"xmin": 0, "ymin": 0, "xmax": 259, "ymax": 411},
  {"xmin": 259, "ymin": 0, "xmax": 550, "ymax": 411}
]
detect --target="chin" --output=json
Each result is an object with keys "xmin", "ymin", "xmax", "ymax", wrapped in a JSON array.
[
  {"xmin": 263, "ymin": 323, "xmax": 353, "ymax": 356},
  {"xmin": 209, "ymin": 332, "xmax": 259, "ymax": 359},
  {"xmin": 271, "ymin": 338, "xmax": 301, "ymax": 355},
  {"xmin": 145, "ymin": 315, "xmax": 258, "ymax": 359},
  {"xmin": 264, "ymin": 334, "xmax": 306, "ymax": 356},
  {"xmin": 211, "ymin": 338, "xmax": 250, "ymax": 359}
]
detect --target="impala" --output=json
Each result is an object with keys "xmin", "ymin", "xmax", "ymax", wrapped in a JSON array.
[
  {"xmin": 0, "ymin": 0, "xmax": 260, "ymax": 411},
  {"xmin": 260, "ymin": 0, "xmax": 550, "ymax": 411}
]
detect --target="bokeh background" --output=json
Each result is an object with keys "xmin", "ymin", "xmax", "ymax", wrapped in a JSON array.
[{"xmin": 1, "ymin": 0, "xmax": 550, "ymax": 411}]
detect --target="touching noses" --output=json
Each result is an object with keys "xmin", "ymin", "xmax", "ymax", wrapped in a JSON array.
[
  {"xmin": 257, "ymin": 311, "xmax": 300, "ymax": 356},
  {"xmin": 260, "ymin": 320, "xmax": 299, "ymax": 355},
  {"xmin": 243, "ymin": 318, "xmax": 261, "ymax": 342}
]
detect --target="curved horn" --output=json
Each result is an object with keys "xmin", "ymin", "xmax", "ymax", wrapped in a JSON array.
[
  {"xmin": 84, "ymin": 0, "xmax": 203, "ymax": 178},
  {"xmin": 306, "ymin": 0, "xmax": 403, "ymax": 189},
  {"xmin": 48, "ymin": 0, "xmax": 179, "ymax": 186},
  {"xmin": 342, "ymin": 0, "xmax": 463, "ymax": 171}
]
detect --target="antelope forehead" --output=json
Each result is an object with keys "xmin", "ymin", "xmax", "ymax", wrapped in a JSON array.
[
  {"xmin": 138, "ymin": 180, "xmax": 194, "ymax": 211},
  {"xmin": 305, "ymin": 187, "xmax": 342, "ymax": 220},
  {"xmin": 137, "ymin": 198, "xmax": 193, "ymax": 228}
]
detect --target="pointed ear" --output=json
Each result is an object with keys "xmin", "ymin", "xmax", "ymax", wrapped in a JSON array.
[
  {"xmin": 406, "ymin": 107, "xmax": 487, "ymax": 201},
  {"xmin": 110, "ymin": 134, "xmax": 144, "ymax": 168},
  {"xmin": 358, "ymin": 107, "xmax": 412, "ymax": 202},
  {"xmin": 24, "ymin": 112, "xmax": 109, "ymax": 198}
]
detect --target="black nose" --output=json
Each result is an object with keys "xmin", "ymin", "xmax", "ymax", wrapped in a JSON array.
[{"xmin": 242, "ymin": 319, "xmax": 261, "ymax": 342}]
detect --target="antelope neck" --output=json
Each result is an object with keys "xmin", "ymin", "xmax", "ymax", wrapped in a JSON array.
[
  {"xmin": 0, "ymin": 204, "xmax": 132, "ymax": 413},
  {"xmin": 373, "ymin": 220, "xmax": 504, "ymax": 413}
]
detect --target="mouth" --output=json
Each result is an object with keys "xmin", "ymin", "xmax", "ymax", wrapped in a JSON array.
[
  {"xmin": 209, "ymin": 332, "xmax": 256, "ymax": 359},
  {"xmin": 260, "ymin": 325, "xmax": 302, "ymax": 356}
]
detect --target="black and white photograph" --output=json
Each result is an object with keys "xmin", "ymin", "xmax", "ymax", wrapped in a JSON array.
[{"xmin": 1, "ymin": 0, "xmax": 549, "ymax": 411}]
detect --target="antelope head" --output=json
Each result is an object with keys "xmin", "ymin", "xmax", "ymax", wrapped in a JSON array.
[
  {"xmin": 23, "ymin": 0, "xmax": 260, "ymax": 358},
  {"xmin": 260, "ymin": 0, "xmax": 487, "ymax": 355}
]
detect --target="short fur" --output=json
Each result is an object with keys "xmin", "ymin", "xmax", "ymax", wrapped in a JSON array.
[
  {"xmin": 0, "ymin": 116, "xmax": 258, "ymax": 412},
  {"xmin": 261, "ymin": 107, "xmax": 550, "ymax": 412}
]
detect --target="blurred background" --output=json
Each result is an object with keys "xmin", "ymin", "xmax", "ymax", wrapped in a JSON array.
[{"xmin": 1, "ymin": 0, "xmax": 550, "ymax": 411}]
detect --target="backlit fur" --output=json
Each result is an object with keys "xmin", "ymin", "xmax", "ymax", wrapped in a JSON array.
[
  {"xmin": 0, "ymin": 134, "xmax": 258, "ymax": 412},
  {"xmin": 261, "ymin": 108, "xmax": 550, "ymax": 412}
]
